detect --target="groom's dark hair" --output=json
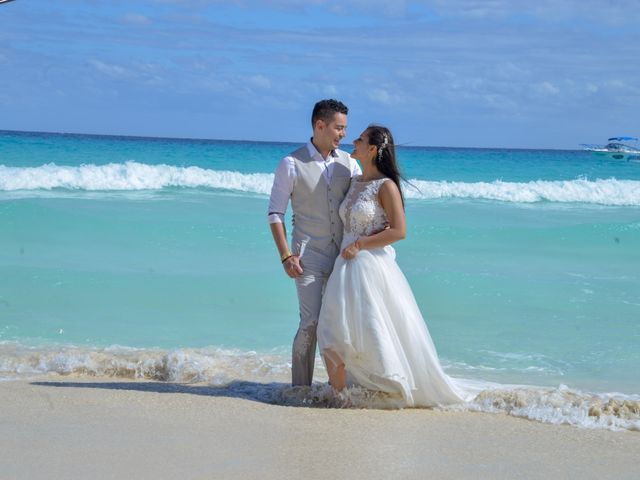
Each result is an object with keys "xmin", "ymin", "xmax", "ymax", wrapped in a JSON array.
[{"xmin": 311, "ymin": 99, "xmax": 348, "ymax": 127}]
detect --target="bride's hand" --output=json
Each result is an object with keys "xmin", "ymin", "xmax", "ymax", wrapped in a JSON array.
[{"xmin": 341, "ymin": 240, "xmax": 361, "ymax": 260}]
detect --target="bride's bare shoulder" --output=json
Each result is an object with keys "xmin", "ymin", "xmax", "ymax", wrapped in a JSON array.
[
  {"xmin": 378, "ymin": 178, "xmax": 400, "ymax": 197},
  {"xmin": 378, "ymin": 179, "xmax": 402, "ymax": 209}
]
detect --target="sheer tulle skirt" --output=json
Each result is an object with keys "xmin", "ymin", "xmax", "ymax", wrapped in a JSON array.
[{"xmin": 317, "ymin": 244, "xmax": 473, "ymax": 407}]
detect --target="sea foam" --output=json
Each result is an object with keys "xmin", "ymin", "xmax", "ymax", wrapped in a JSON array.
[
  {"xmin": 405, "ymin": 178, "xmax": 640, "ymax": 205},
  {"xmin": 0, "ymin": 162, "xmax": 274, "ymax": 194},
  {"xmin": 1, "ymin": 342, "xmax": 638, "ymax": 431},
  {"xmin": 1, "ymin": 162, "xmax": 640, "ymax": 206}
]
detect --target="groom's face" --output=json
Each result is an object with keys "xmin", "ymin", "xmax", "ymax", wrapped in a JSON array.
[{"xmin": 316, "ymin": 112, "xmax": 347, "ymax": 152}]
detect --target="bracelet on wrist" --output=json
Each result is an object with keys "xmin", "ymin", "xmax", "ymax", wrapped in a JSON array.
[{"xmin": 281, "ymin": 251, "xmax": 293, "ymax": 263}]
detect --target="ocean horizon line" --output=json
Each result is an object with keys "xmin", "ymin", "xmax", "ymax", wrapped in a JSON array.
[{"xmin": 0, "ymin": 128, "xmax": 583, "ymax": 153}]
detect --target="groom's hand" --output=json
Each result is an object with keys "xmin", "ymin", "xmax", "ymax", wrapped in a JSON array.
[{"xmin": 283, "ymin": 255, "xmax": 303, "ymax": 278}]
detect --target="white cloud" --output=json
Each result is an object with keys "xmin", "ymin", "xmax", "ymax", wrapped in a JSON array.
[
  {"xmin": 88, "ymin": 59, "xmax": 167, "ymax": 87},
  {"xmin": 368, "ymin": 88, "xmax": 391, "ymax": 105},
  {"xmin": 534, "ymin": 81, "xmax": 560, "ymax": 96},
  {"xmin": 428, "ymin": 0, "xmax": 640, "ymax": 24},
  {"xmin": 122, "ymin": 13, "xmax": 151, "ymax": 26},
  {"xmin": 606, "ymin": 79, "xmax": 626, "ymax": 89},
  {"xmin": 198, "ymin": 76, "xmax": 230, "ymax": 92},
  {"xmin": 586, "ymin": 83, "xmax": 598, "ymax": 94},
  {"xmin": 495, "ymin": 62, "xmax": 529, "ymax": 80},
  {"xmin": 323, "ymin": 84, "xmax": 338, "ymax": 96},
  {"xmin": 89, "ymin": 59, "xmax": 131, "ymax": 79},
  {"xmin": 367, "ymin": 88, "xmax": 404, "ymax": 106},
  {"xmin": 246, "ymin": 74, "xmax": 271, "ymax": 89}
]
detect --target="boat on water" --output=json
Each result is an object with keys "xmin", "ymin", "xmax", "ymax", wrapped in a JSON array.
[{"xmin": 580, "ymin": 137, "xmax": 640, "ymax": 160}]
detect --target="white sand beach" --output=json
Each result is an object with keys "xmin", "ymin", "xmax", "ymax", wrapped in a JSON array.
[{"xmin": 1, "ymin": 376, "xmax": 638, "ymax": 480}]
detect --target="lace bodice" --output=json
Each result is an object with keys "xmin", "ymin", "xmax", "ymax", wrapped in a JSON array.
[{"xmin": 339, "ymin": 176, "xmax": 389, "ymax": 239}]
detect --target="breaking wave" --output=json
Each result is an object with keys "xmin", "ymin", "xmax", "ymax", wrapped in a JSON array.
[
  {"xmin": 406, "ymin": 178, "xmax": 640, "ymax": 205},
  {"xmin": 0, "ymin": 162, "xmax": 274, "ymax": 194},
  {"xmin": 1, "ymin": 162, "xmax": 640, "ymax": 206}
]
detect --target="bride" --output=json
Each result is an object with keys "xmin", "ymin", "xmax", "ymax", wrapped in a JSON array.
[{"xmin": 317, "ymin": 125, "xmax": 473, "ymax": 407}]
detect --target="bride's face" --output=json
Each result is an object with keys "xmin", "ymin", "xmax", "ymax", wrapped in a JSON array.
[{"xmin": 352, "ymin": 131, "xmax": 375, "ymax": 162}]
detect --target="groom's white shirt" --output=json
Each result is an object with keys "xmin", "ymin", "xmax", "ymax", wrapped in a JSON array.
[{"xmin": 268, "ymin": 140, "xmax": 361, "ymax": 224}]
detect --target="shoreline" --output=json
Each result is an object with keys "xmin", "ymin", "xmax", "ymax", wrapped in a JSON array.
[
  {"xmin": 2, "ymin": 340, "xmax": 639, "ymax": 431},
  {"xmin": 1, "ymin": 376, "xmax": 639, "ymax": 479}
]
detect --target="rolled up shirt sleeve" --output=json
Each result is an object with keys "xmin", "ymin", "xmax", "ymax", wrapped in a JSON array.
[{"xmin": 268, "ymin": 156, "xmax": 296, "ymax": 224}]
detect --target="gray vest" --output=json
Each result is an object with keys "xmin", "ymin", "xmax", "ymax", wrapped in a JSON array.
[{"xmin": 290, "ymin": 145, "xmax": 352, "ymax": 258}]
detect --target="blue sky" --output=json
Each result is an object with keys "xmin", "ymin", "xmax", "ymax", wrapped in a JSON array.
[{"xmin": 1, "ymin": 0, "xmax": 639, "ymax": 148}]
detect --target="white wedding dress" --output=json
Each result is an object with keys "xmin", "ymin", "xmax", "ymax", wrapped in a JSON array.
[{"xmin": 317, "ymin": 177, "xmax": 475, "ymax": 407}]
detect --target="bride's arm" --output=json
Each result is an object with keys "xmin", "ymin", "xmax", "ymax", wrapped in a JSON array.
[{"xmin": 342, "ymin": 181, "xmax": 405, "ymax": 258}]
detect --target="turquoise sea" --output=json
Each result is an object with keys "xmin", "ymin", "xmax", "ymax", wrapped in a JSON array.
[{"xmin": 1, "ymin": 130, "xmax": 639, "ymax": 429}]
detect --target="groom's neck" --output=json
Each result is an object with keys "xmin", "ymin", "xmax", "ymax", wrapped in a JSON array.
[{"xmin": 311, "ymin": 137, "xmax": 332, "ymax": 159}]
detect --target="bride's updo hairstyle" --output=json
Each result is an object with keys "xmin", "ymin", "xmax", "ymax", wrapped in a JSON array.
[{"xmin": 366, "ymin": 125, "xmax": 404, "ymax": 206}]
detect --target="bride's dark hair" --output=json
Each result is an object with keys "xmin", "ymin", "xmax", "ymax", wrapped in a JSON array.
[{"xmin": 365, "ymin": 124, "xmax": 404, "ymax": 206}]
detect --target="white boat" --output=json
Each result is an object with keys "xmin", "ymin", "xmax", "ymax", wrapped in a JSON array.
[{"xmin": 581, "ymin": 137, "xmax": 640, "ymax": 161}]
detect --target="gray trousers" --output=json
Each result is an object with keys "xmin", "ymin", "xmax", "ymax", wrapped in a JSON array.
[{"xmin": 292, "ymin": 244, "xmax": 339, "ymax": 386}]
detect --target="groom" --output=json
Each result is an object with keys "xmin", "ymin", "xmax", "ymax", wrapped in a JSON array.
[{"xmin": 268, "ymin": 99, "xmax": 361, "ymax": 386}]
